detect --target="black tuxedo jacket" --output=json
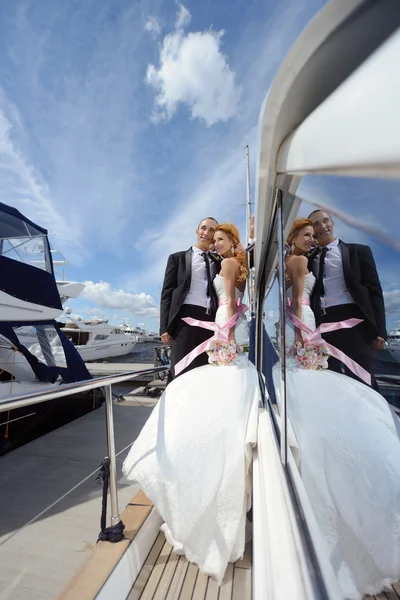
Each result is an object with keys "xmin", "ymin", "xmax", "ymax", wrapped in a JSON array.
[
  {"xmin": 160, "ymin": 248, "xmax": 221, "ymax": 335},
  {"xmin": 309, "ymin": 241, "xmax": 386, "ymax": 340}
]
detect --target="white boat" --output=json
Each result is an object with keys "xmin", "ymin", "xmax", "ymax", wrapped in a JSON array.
[
  {"xmin": 0, "ymin": 202, "xmax": 102, "ymax": 453},
  {"xmin": 59, "ymin": 317, "xmax": 138, "ymax": 362},
  {"xmin": 387, "ymin": 328, "xmax": 400, "ymax": 362},
  {"xmin": 29, "ymin": 245, "xmax": 86, "ymax": 305},
  {"xmin": 120, "ymin": 323, "xmax": 160, "ymax": 343}
]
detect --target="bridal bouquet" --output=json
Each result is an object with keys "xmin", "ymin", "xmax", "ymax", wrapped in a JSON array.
[
  {"xmin": 291, "ymin": 340, "xmax": 331, "ymax": 370},
  {"xmin": 206, "ymin": 338, "xmax": 244, "ymax": 366}
]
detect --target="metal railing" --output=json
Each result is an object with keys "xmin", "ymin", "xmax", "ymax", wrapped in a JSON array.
[{"xmin": 0, "ymin": 365, "xmax": 169, "ymax": 526}]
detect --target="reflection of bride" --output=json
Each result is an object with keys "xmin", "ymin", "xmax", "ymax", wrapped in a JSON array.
[
  {"xmin": 274, "ymin": 218, "xmax": 400, "ymax": 599},
  {"xmin": 123, "ymin": 224, "xmax": 260, "ymax": 585}
]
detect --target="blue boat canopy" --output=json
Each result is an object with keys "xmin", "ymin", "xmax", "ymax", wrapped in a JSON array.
[
  {"xmin": 0, "ymin": 202, "xmax": 62, "ymax": 311},
  {"xmin": 0, "ymin": 202, "xmax": 48, "ymax": 238}
]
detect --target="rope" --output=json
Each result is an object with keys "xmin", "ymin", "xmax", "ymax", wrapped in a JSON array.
[{"xmin": 96, "ymin": 458, "xmax": 125, "ymax": 543}]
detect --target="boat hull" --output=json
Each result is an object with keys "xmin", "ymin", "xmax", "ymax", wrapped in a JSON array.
[
  {"xmin": 77, "ymin": 340, "xmax": 137, "ymax": 362},
  {"xmin": 388, "ymin": 345, "xmax": 400, "ymax": 363}
]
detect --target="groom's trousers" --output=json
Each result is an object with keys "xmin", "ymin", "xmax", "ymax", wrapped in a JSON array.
[
  {"xmin": 316, "ymin": 304, "xmax": 379, "ymax": 391},
  {"xmin": 167, "ymin": 304, "xmax": 215, "ymax": 385}
]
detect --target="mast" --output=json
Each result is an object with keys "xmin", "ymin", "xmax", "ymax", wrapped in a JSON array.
[
  {"xmin": 244, "ymin": 145, "xmax": 255, "ymax": 315},
  {"xmin": 245, "ymin": 145, "xmax": 252, "ymax": 242}
]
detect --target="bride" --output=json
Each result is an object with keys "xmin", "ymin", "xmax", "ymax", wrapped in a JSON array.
[
  {"xmin": 277, "ymin": 218, "xmax": 400, "ymax": 599},
  {"xmin": 123, "ymin": 223, "xmax": 259, "ymax": 584}
]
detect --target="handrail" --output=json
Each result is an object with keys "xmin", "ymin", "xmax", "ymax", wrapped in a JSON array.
[
  {"xmin": 1, "ymin": 364, "xmax": 169, "ymax": 531},
  {"xmin": 0, "ymin": 365, "xmax": 168, "ymax": 413}
]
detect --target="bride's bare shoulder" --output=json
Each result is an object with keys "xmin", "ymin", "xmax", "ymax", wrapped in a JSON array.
[
  {"xmin": 285, "ymin": 255, "xmax": 307, "ymax": 272},
  {"xmin": 221, "ymin": 257, "xmax": 240, "ymax": 273}
]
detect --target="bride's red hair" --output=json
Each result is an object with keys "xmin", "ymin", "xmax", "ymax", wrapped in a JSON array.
[
  {"xmin": 214, "ymin": 223, "xmax": 248, "ymax": 282},
  {"xmin": 287, "ymin": 218, "xmax": 315, "ymax": 245}
]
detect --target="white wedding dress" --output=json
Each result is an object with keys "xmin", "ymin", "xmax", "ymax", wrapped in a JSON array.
[
  {"xmin": 274, "ymin": 272, "xmax": 400, "ymax": 599},
  {"xmin": 123, "ymin": 275, "xmax": 259, "ymax": 584}
]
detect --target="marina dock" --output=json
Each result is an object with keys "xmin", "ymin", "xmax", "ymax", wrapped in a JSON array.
[
  {"xmin": 87, "ymin": 362, "xmax": 155, "ymax": 378},
  {"xmin": 0, "ymin": 400, "xmax": 156, "ymax": 599}
]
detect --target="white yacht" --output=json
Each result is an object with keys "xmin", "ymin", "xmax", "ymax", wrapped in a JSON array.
[
  {"xmin": 29, "ymin": 245, "xmax": 86, "ymax": 305},
  {"xmin": 387, "ymin": 328, "xmax": 400, "ymax": 363},
  {"xmin": 0, "ymin": 201, "xmax": 102, "ymax": 453},
  {"xmin": 59, "ymin": 317, "xmax": 138, "ymax": 362},
  {"xmin": 121, "ymin": 323, "xmax": 160, "ymax": 343}
]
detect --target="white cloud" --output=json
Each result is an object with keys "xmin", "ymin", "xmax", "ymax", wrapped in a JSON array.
[
  {"xmin": 384, "ymin": 289, "xmax": 400, "ymax": 318},
  {"xmin": 146, "ymin": 5, "xmax": 241, "ymax": 126},
  {"xmin": 82, "ymin": 307, "xmax": 110, "ymax": 320},
  {"xmin": 136, "ymin": 0, "xmax": 328, "ymax": 289},
  {"xmin": 175, "ymin": 3, "xmax": 191, "ymax": 29},
  {"xmin": 0, "ymin": 96, "xmax": 84, "ymax": 260},
  {"xmin": 81, "ymin": 281, "xmax": 159, "ymax": 318},
  {"xmin": 144, "ymin": 16, "xmax": 161, "ymax": 37},
  {"xmin": 0, "ymin": 4, "xmax": 145, "ymax": 264}
]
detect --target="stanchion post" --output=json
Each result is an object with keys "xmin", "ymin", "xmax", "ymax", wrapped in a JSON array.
[{"xmin": 104, "ymin": 384, "xmax": 120, "ymax": 525}]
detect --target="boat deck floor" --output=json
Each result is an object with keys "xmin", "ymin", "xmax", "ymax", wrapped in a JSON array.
[
  {"xmin": 364, "ymin": 582, "xmax": 400, "ymax": 600},
  {"xmin": 129, "ymin": 533, "xmax": 252, "ymax": 600},
  {"xmin": 0, "ymin": 400, "xmax": 156, "ymax": 599}
]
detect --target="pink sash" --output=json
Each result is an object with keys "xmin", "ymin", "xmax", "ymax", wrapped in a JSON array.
[
  {"xmin": 174, "ymin": 299, "xmax": 248, "ymax": 376},
  {"xmin": 287, "ymin": 309, "xmax": 371, "ymax": 386},
  {"xmin": 287, "ymin": 298, "xmax": 310, "ymax": 307}
]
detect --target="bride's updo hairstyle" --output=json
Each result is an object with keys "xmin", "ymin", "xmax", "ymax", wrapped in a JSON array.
[
  {"xmin": 215, "ymin": 223, "xmax": 248, "ymax": 282},
  {"xmin": 287, "ymin": 218, "xmax": 315, "ymax": 250}
]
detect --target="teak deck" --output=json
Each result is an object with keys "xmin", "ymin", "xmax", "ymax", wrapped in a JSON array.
[
  {"xmin": 364, "ymin": 582, "xmax": 400, "ymax": 600},
  {"xmin": 56, "ymin": 488, "xmax": 251, "ymax": 600},
  {"xmin": 128, "ymin": 533, "xmax": 252, "ymax": 600}
]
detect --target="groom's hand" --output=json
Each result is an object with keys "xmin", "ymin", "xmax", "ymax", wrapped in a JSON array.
[
  {"xmin": 373, "ymin": 337, "xmax": 386, "ymax": 351},
  {"xmin": 249, "ymin": 215, "xmax": 255, "ymax": 239},
  {"xmin": 161, "ymin": 332, "xmax": 172, "ymax": 345}
]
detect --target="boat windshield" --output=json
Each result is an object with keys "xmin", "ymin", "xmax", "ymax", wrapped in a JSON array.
[
  {"xmin": 13, "ymin": 324, "xmax": 67, "ymax": 368},
  {"xmin": 0, "ymin": 235, "xmax": 52, "ymax": 274},
  {"xmin": 0, "ymin": 205, "xmax": 53, "ymax": 274}
]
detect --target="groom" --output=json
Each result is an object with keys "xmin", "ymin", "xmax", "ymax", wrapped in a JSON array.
[
  {"xmin": 308, "ymin": 210, "xmax": 386, "ymax": 388},
  {"xmin": 160, "ymin": 217, "xmax": 221, "ymax": 383}
]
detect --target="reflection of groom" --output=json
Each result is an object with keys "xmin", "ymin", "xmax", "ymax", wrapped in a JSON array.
[
  {"xmin": 308, "ymin": 210, "xmax": 386, "ymax": 389},
  {"xmin": 160, "ymin": 218, "xmax": 221, "ymax": 383}
]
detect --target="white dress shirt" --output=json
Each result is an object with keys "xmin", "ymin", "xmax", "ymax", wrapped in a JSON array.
[
  {"xmin": 183, "ymin": 246, "xmax": 215, "ymax": 309},
  {"xmin": 314, "ymin": 238, "xmax": 355, "ymax": 308}
]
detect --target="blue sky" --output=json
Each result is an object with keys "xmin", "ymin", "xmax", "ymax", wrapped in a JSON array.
[{"xmin": 1, "ymin": 0, "xmax": 399, "ymax": 332}]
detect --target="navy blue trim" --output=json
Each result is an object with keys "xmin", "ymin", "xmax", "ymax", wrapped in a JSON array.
[
  {"xmin": 0, "ymin": 256, "xmax": 61, "ymax": 310},
  {"xmin": 0, "ymin": 320, "xmax": 91, "ymax": 383},
  {"xmin": 0, "ymin": 202, "xmax": 47, "ymax": 235}
]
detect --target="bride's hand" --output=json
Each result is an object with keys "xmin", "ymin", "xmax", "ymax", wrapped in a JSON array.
[{"xmin": 290, "ymin": 340, "xmax": 302, "ymax": 355}]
